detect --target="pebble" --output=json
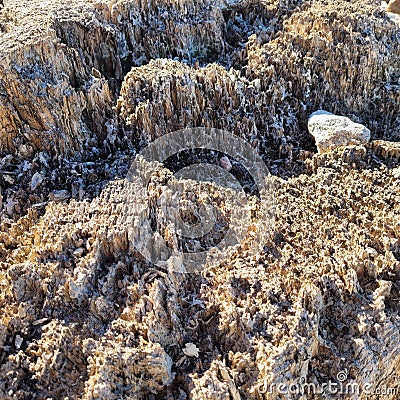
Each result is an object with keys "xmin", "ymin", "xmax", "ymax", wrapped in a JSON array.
[
  {"xmin": 15, "ymin": 334, "xmax": 23, "ymax": 349},
  {"xmin": 183, "ymin": 342, "xmax": 200, "ymax": 357}
]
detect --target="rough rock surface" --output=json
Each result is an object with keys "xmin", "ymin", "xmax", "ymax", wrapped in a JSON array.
[
  {"xmin": 0, "ymin": 0, "xmax": 400, "ymax": 399},
  {"xmin": 387, "ymin": 0, "xmax": 400, "ymax": 14},
  {"xmin": 308, "ymin": 111, "xmax": 371, "ymax": 153}
]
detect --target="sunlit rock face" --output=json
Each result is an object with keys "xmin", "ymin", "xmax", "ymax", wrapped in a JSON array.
[{"xmin": 387, "ymin": 0, "xmax": 400, "ymax": 14}]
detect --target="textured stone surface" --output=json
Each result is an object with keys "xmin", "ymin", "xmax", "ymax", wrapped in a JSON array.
[
  {"xmin": 0, "ymin": 0, "xmax": 400, "ymax": 399},
  {"xmin": 1, "ymin": 147, "xmax": 400, "ymax": 399},
  {"xmin": 1, "ymin": 0, "xmax": 400, "ymax": 217},
  {"xmin": 308, "ymin": 111, "xmax": 371, "ymax": 153},
  {"xmin": 387, "ymin": 0, "xmax": 400, "ymax": 14}
]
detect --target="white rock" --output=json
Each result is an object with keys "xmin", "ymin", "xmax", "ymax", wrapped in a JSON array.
[
  {"xmin": 308, "ymin": 110, "xmax": 370, "ymax": 153},
  {"xmin": 3, "ymin": 174, "xmax": 14, "ymax": 184},
  {"xmin": 30, "ymin": 172, "xmax": 43, "ymax": 191},
  {"xmin": 73, "ymin": 247, "xmax": 84, "ymax": 257},
  {"xmin": 15, "ymin": 334, "xmax": 23, "ymax": 349},
  {"xmin": 66, "ymin": 271, "xmax": 88, "ymax": 301},
  {"xmin": 183, "ymin": 342, "xmax": 200, "ymax": 357},
  {"xmin": 392, "ymin": 167, "xmax": 400, "ymax": 179}
]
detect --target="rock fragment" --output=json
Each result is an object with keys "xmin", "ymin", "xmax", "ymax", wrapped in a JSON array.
[
  {"xmin": 308, "ymin": 111, "xmax": 371, "ymax": 153},
  {"xmin": 183, "ymin": 343, "xmax": 200, "ymax": 357},
  {"xmin": 30, "ymin": 172, "xmax": 43, "ymax": 191},
  {"xmin": 15, "ymin": 334, "xmax": 23, "ymax": 349},
  {"xmin": 387, "ymin": 0, "xmax": 400, "ymax": 14},
  {"xmin": 49, "ymin": 190, "xmax": 70, "ymax": 202}
]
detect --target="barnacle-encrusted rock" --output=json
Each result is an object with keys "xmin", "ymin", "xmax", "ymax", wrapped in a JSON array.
[
  {"xmin": 308, "ymin": 110, "xmax": 371, "ymax": 153},
  {"xmin": 0, "ymin": 0, "xmax": 225, "ymax": 159},
  {"xmin": 1, "ymin": 0, "xmax": 400, "ymax": 399},
  {"xmin": 83, "ymin": 339, "xmax": 173, "ymax": 399}
]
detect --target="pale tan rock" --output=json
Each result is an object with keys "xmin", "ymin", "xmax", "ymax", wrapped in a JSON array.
[
  {"xmin": 308, "ymin": 110, "xmax": 371, "ymax": 153},
  {"xmin": 369, "ymin": 140, "xmax": 400, "ymax": 161},
  {"xmin": 387, "ymin": 0, "xmax": 400, "ymax": 14},
  {"xmin": 83, "ymin": 339, "xmax": 173, "ymax": 399}
]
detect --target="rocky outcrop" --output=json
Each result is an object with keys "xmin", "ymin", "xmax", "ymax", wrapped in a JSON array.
[
  {"xmin": 0, "ymin": 0, "xmax": 400, "ymax": 400},
  {"xmin": 0, "ymin": 0, "xmax": 229, "ymax": 217},
  {"xmin": 1, "ymin": 0, "xmax": 399, "ymax": 162},
  {"xmin": 0, "ymin": 0, "xmax": 399, "ymax": 219}
]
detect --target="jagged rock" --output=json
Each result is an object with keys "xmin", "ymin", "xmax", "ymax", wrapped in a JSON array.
[
  {"xmin": 1, "ymin": 150, "xmax": 400, "ymax": 399},
  {"xmin": 369, "ymin": 140, "xmax": 400, "ymax": 161},
  {"xmin": 30, "ymin": 172, "xmax": 43, "ymax": 191},
  {"xmin": 1, "ymin": 0, "xmax": 400, "ymax": 218},
  {"xmin": 83, "ymin": 339, "xmax": 173, "ymax": 399},
  {"xmin": 308, "ymin": 110, "xmax": 371, "ymax": 153}
]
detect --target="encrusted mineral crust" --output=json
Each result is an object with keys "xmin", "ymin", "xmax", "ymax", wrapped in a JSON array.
[{"xmin": 0, "ymin": 0, "xmax": 400, "ymax": 399}]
